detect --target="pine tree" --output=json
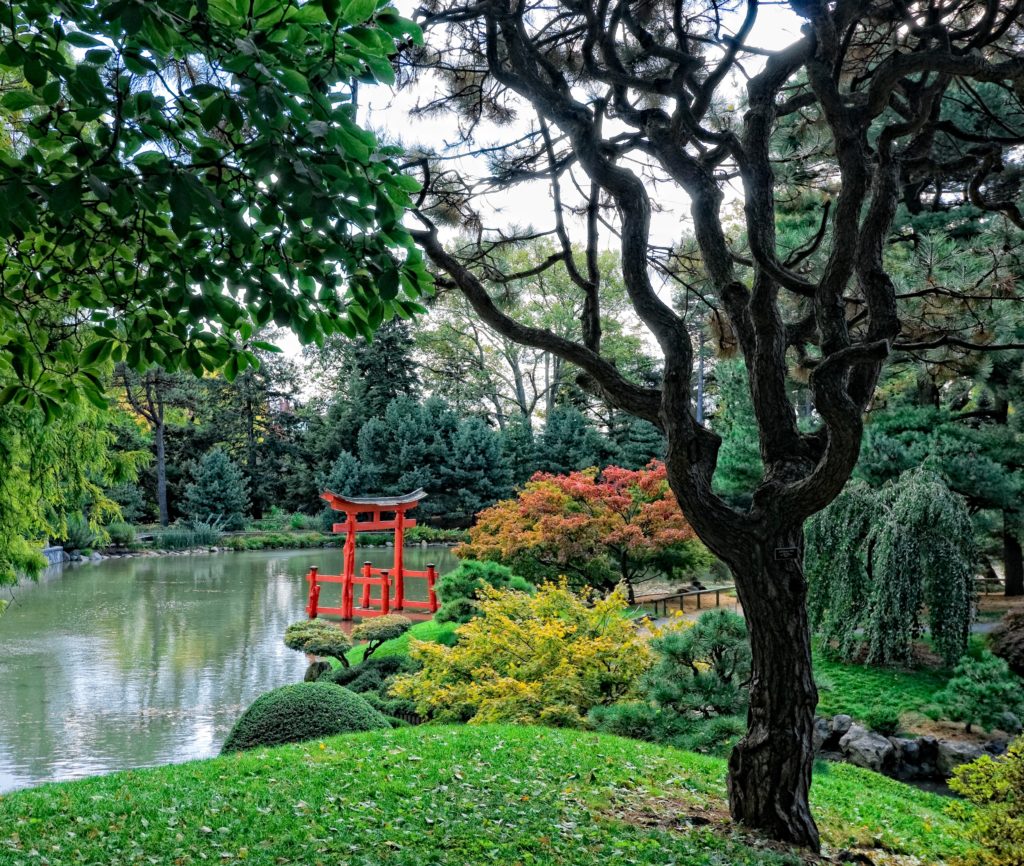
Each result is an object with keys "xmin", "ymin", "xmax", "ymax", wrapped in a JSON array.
[
  {"xmin": 535, "ymin": 406, "xmax": 609, "ymax": 474},
  {"xmin": 316, "ymin": 320, "xmax": 420, "ymax": 459},
  {"xmin": 709, "ymin": 360, "xmax": 762, "ymax": 508},
  {"xmin": 183, "ymin": 450, "xmax": 249, "ymax": 531},
  {"xmin": 609, "ymin": 412, "xmax": 665, "ymax": 470},
  {"xmin": 500, "ymin": 415, "xmax": 538, "ymax": 486},
  {"xmin": 448, "ymin": 417, "xmax": 513, "ymax": 523}
]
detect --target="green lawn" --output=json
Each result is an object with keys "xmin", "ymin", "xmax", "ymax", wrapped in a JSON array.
[{"xmin": 0, "ymin": 726, "xmax": 972, "ymax": 866}]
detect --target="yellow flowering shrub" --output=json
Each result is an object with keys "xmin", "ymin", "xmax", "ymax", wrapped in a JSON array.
[
  {"xmin": 948, "ymin": 737, "xmax": 1024, "ymax": 866},
  {"xmin": 390, "ymin": 581, "xmax": 651, "ymax": 727}
]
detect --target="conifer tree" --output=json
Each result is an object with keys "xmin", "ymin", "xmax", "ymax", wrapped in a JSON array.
[{"xmin": 183, "ymin": 450, "xmax": 249, "ymax": 531}]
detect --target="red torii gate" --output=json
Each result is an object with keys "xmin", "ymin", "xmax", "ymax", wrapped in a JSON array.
[{"xmin": 305, "ymin": 488, "xmax": 439, "ymax": 621}]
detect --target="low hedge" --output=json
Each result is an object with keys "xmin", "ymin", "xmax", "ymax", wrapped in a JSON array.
[{"xmin": 221, "ymin": 683, "xmax": 389, "ymax": 753}]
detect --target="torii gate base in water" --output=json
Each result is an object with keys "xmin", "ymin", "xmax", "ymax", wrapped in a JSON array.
[{"xmin": 306, "ymin": 488, "xmax": 439, "ymax": 621}]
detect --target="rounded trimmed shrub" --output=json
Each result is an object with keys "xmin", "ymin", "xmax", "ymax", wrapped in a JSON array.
[{"xmin": 221, "ymin": 682, "xmax": 389, "ymax": 753}]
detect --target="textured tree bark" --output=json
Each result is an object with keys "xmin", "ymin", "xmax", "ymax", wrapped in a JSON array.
[
  {"xmin": 1004, "ymin": 516, "xmax": 1023, "ymax": 597},
  {"xmin": 154, "ymin": 422, "xmax": 169, "ymax": 527},
  {"xmin": 726, "ymin": 536, "xmax": 820, "ymax": 850}
]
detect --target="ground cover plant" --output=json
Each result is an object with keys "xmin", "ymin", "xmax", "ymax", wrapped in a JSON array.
[
  {"xmin": 0, "ymin": 726, "xmax": 974, "ymax": 866},
  {"xmin": 812, "ymin": 646, "xmax": 952, "ymax": 722}
]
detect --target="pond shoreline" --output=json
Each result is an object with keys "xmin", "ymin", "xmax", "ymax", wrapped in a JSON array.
[{"xmin": 56, "ymin": 540, "xmax": 461, "ymax": 565}]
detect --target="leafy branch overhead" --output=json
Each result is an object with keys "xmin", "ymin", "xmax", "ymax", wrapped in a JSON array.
[{"xmin": 0, "ymin": 0, "xmax": 432, "ymax": 417}]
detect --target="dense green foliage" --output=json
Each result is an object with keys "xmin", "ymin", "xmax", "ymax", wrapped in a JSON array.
[
  {"xmin": 221, "ymin": 682, "xmax": 388, "ymax": 753},
  {"xmin": 948, "ymin": 737, "xmax": 1024, "ymax": 866},
  {"xmin": 0, "ymin": 726, "xmax": 976, "ymax": 865},
  {"xmin": 435, "ymin": 559, "xmax": 534, "ymax": 623},
  {"xmin": 708, "ymin": 361, "xmax": 763, "ymax": 507},
  {"xmin": 182, "ymin": 450, "xmax": 249, "ymax": 530},
  {"xmin": 0, "ymin": 0, "xmax": 430, "ymax": 414},
  {"xmin": 0, "ymin": 400, "xmax": 142, "ymax": 595},
  {"xmin": 932, "ymin": 651, "xmax": 1024, "ymax": 734},
  {"xmin": 807, "ymin": 470, "xmax": 975, "ymax": 666},
  {"xmin": 322, "ymin": 396, "xmax": 513, "ymax": 527}
]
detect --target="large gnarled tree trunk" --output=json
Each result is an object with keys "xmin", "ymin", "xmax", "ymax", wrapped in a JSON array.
[{"xmin": 409, "ymin": 0, "xmax": 1024, "ymax": 850}]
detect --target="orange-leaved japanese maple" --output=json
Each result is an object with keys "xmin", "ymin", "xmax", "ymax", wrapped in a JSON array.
[{"xmin": 457, "ymin": 461, "xmax": 703, "ymax": 602}]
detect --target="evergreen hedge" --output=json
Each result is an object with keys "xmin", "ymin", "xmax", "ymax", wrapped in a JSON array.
[{"xmin": 221, "ymin": 683, "xmax": 389, "ymax": 753}]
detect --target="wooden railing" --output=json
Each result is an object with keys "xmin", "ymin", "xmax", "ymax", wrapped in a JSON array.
[{"xmin": 634, "ymin": 584, "xmax": 737, "ymax": 618}]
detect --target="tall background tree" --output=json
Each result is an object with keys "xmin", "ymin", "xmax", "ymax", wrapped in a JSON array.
[{"xmin": 404, "ymin": 0, "xmax": 1024, "ymax": 848}]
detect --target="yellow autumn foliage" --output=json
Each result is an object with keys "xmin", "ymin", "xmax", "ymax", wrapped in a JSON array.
[{"xmin": 390, "ymin": 581, "xmax": 651, "ymax": 727}]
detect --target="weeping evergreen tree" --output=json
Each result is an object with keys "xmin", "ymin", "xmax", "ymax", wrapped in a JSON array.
[
  {"xmin": 805, "ymin": 483, "xmax": 876, "ymax": 661},
  {"xmin": 807, "ymin": 470, "xmax": 975, "ymax": 667}
]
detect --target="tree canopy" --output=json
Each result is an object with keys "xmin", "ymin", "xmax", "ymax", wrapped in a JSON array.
[{"xmin": 0, "ymin": 0, "xmax": 431, "ymax": 418}]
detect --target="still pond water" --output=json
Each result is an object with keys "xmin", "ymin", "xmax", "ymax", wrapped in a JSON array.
[{"xmin": 0, "ymin": 546, "xmax": 457, "ymax": 793}]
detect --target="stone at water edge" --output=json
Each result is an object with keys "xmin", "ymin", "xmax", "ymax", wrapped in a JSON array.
[{"xmin": 936, "ymin": 740, "xmax": 984, "ymax": 776}]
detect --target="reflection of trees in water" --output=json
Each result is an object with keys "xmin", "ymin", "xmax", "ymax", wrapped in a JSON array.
[{"xmin": 0, "ymin": 547, "xmax": 458, "ymax": 790}]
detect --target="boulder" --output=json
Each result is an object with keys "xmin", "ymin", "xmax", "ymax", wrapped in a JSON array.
[
  {"xmin": 888, "ymin": 737, "xmax": 922, "ymax": 780},
  {"xmin": 812, "ymin": 716, "xmax": 830, "ymax": 753},
  {"xmin": 937, "ymin": 740, "xmax": 984, "ymax": 777},
  {"xmin": 831, "ymin": 714, "xmax": 853, "ymax": 736},
  {"xmin": 839, "ymin": 724, "xmax": 895, "ymax": 773}
]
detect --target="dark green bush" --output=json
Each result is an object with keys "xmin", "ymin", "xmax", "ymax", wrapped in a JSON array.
[
  {"xmin": 435, "ymin": 559, "xmax": 534, "ymax": 623},
  {"xmin": 154, "ymin": 519, "xmax": 223, "ymax": 550},
  {"xmin": 646, "ymin": 608, "xmax": 750, "ymax": 718},
  {"xmin": 931, "ymin": 650, "xmax": 1024, "ymax": 733},
  {"xmin": 588, "ymin": 701, "xmax": 744, "ymax": 755},
  {"xmin": 863, "ymin": 706, "xmax": 902, "ymax": 737},
  {"xmin": 221, "ymin": 683, "xmax": 389, "ymax": 753},
  {"xmin": 327, "ymin": 655, "xmax": 413, "ymax": 692},
  {"xmin": 589, "ymin": 609, "xmax": 751, "ymax": 757}
]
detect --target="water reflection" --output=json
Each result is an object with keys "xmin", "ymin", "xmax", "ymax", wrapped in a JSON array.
[{"xmin": 0, "ymin": 546, "xmax": 456, "ymax": 792}]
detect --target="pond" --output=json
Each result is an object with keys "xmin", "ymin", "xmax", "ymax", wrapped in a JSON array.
[{"xmin": 0, "ymin": 545, "xmax": 458, "ymax": 793}]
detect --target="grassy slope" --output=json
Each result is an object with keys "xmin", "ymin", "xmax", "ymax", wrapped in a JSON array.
[
  {"xmin": 812, "ymin": 635, "xmax": 990, "ymax": 722},
  {"xmin": 343, "ymin": 618, "xmax": 458, "ymax": 665},
  {"xmin": 814, "ymin": 652, "xmax": 950, "ymax": 720},
  {"xmin": 0, "ymin": 726, "xmax": 971, "ymax": 866}
]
